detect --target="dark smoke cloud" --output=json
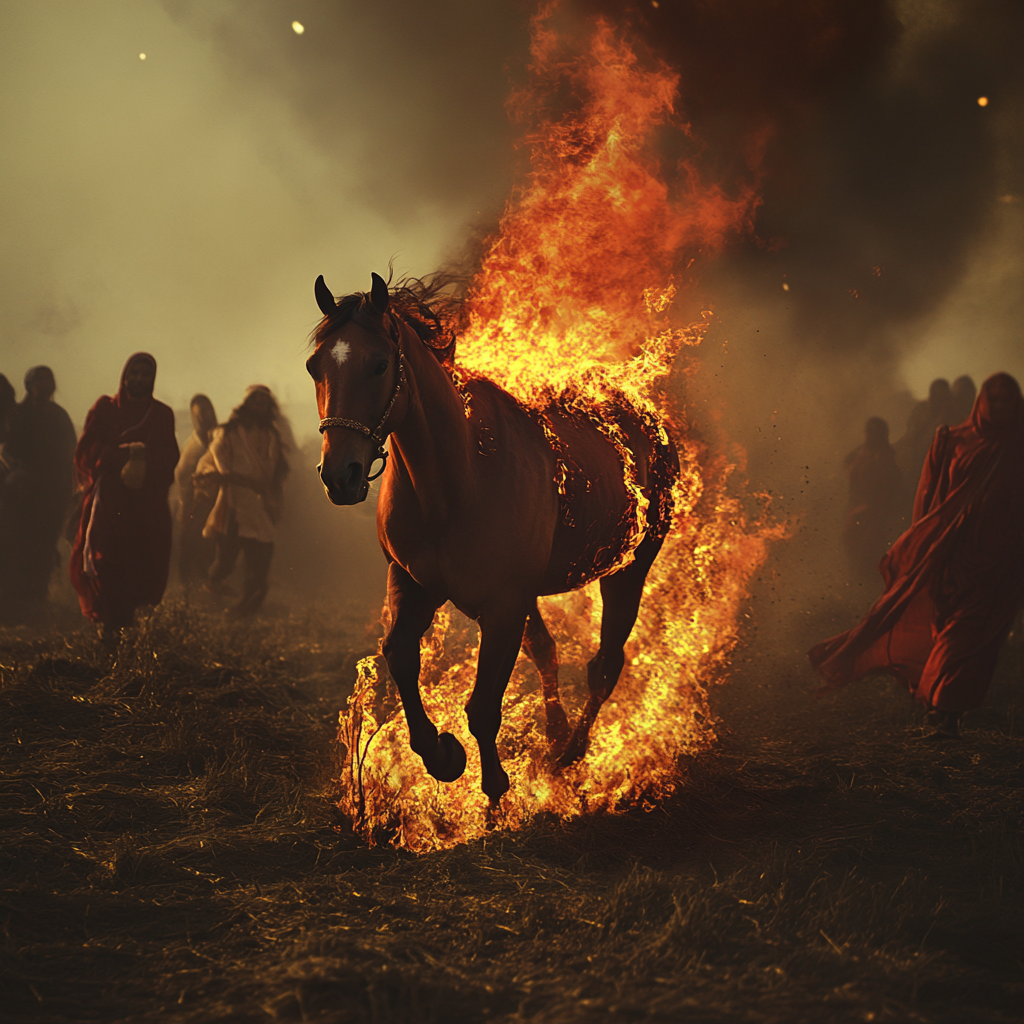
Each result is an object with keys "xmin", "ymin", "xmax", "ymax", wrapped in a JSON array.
[
  {"xmin": 581, "ymin": 0, "xmax": 1023, "ymax": 355},
  {"xmin": 161, "ymin": 0, "xmax": 530, "ymax": 222}
]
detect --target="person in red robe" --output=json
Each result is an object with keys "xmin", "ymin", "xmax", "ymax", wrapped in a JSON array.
[
  {"xmin": 70, "ymin": 353, "xmax": 179, "ymax": 642},
  {"xmin": 810, "ymin": 372, "xmax": 1024, "ymax": 739}
]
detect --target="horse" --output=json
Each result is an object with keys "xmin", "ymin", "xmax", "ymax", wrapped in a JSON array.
[{"xmin": 307, "ymin": 272, "xmax": 679, "ymax": 803}]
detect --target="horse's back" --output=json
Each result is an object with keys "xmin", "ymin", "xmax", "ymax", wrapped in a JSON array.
[
  {"xmin": 457, "ymin": 375, "xmax": 677, "ymax": 597},
  {"xmin": 538, "ymin": 393, "xmax": 678, "ymax": 594}
]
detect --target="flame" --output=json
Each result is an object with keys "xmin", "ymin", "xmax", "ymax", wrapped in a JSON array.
[{"xmin": 335, "ymin": 6, "xmax": 780, "ymax": 852}]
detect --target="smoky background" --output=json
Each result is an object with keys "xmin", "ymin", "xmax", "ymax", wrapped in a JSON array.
[
  {"xmin": 607, "ymin": 0, "xmax": 1024, "ymax": 678},
  {"xmin": 2, "ymin": 0, "xmax": 1021, "ymax": 633}
]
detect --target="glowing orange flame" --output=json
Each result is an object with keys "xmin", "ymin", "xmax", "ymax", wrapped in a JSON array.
[{"xmin": 335, "ymin": 6, "xmax": 779, "ymax": 852}]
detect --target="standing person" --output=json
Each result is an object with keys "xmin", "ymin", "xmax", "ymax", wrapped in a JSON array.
[
  {"xmin": 894, "ymin": 377, "xmax": 953, "ymax": 486},
  {"xmin": 949, "ymin": 375, "xmax": 977, "ymax": 426},
  {"xmin": 0, "ymin": 374, "xmax": 14, "ymax": 442},
  {"xmin": 70, "ymin": 353, "xmax": 179, "ymax": 644},
  {"xmin": 197, "ymin": 385, "xmax": 288, "ymax": 619},
  {"xmin": 0, "ymin": 374, "xmax": 17, "ymax": 612},
  {"xmin": 174, "ymin": 394, "xmax": 218, "ymax": 587},
  {"xmin": 0, "ymin": 367, "xmax": 77, "ymax": 623},
  {"xmin": 842, "ymin": 417, "xmax": 905, "ymax": 586},
  {"xmin": 810, "ymin": 373, "xmax": 1024, "ymax": 739}
]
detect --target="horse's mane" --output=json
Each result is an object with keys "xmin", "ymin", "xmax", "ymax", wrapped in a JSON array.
[{"xmin": 312, "ymin": 272, "xmax": 466, "ymax": 370}]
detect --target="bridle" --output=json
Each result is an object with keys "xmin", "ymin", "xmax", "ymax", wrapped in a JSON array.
[{"xmin": 318, "ymin": 325, "xmax": 406, "ymax": 482}]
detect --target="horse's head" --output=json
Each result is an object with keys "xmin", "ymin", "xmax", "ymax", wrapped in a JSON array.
[{"xmin": 306, "ymin": 272, "xmax": 406, "ymax": 505}]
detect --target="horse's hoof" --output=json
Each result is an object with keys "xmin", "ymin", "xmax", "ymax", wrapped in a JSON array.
[
  {"xmin": 557, "ymin": 729, "xmax": 589, "ymax": 769},
  {"xmin": 426, "ymin": 731, "xmax": 467, "ymax": 783},
  {"xmin": 485, "ymin": 795, "xmax": 505, "ymax": 831},
  {"xmin": 482, "ymin": 765, "xmax": 510, "ymax": 803}
]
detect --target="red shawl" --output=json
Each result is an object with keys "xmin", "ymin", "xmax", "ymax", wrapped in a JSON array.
[
  {"xmin": 810, "ymin": 373, "xmax": 1024, "ymax": 712},
  {"xmin": 70, "ymin": 353, "xmax": 179, "ymax": 626}
]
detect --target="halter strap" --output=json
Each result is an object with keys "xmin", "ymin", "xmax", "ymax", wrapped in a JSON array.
[{"xmin": 318, "ymin": 340, "xmax": 406, "ymax": 481}]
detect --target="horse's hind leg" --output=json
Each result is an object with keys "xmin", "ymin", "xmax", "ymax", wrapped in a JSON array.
[
  {"xmin": 522, "ymin": 603, "xmax": 571, "ymax": 753},
  {"xmin": 559, "ymin": 532, "xmax": 665, "ymax": 768},
  {"xmin": 466, "ymin": 604, "xmax": 530, "ymax": 803},
  {"xmin": 381, "ymin": 563, "xmax": 466, "ymax": 783}
]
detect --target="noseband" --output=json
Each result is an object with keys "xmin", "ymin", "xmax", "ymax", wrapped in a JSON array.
[{"xmin": 318, "ymin": 339, "xmax": 406, "ymax": 482}]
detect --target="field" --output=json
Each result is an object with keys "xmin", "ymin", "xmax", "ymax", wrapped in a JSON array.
[{"xmin": 1, "ymin": 599, "xmax": 1021, "ymax": 1023}]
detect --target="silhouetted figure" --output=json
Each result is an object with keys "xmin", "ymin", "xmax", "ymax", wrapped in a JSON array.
[
  {"xmin": 842, "ymin": 417, "xmax": 904, "ymax": 585},
  {"xmin": 196, "ymin": 385, "xmax": 288, "ymax": 619},
  {"xmin": 70, "ymin": 354, "xmax": 179, "ymax": 644},
  {"xmin": 950, "ymin": 375, "xmax": 977, "ymax": 426},
  {"xmin": 894, "ymin": 378, "xmax": 952, "ymax": 486},
  {"xmin": 0, "ymin": 374, "xmax": 14, "ymax": 443},
  {"xmin": 174, "ymin": 394, "xmax": 218, "ymax": 587},
  {"xmin": 0, "ymin": 367, "xmax": 77, "ymax": 623},
  {"xmin": 811, "ymin": 373, "xmax": 1024, "ymax": 739},
  {"xmin": 0, "ymin": 374, "xmax": 14, "ymax": 565}
]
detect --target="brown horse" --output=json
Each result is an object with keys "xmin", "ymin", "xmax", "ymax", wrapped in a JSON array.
[{"xmin": 307, "ymin": 273, "xmax": 679, "ymax": 802}]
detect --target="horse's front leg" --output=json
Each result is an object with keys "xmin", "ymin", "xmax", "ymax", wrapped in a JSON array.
[
  {"xmin": 465, "ymin": 604, "xmax": 530, "ymax": 803},
  {"xmin": 381, "ymin": 563, "xmax": 466, "ymax": 782}
]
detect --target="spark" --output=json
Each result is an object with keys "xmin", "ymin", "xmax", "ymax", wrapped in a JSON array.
[
  {"xmin": 292, "ymin": 21, "xmax": 305, "ymax": 34},
  {"xmin": 977, "ymin": 96, "xmax": 988, "ymax": 107},
  {"xmin": 782, "ymin": 282, "xmax": 790, "ymax": 291},
  {"xmin": 139, "ymin": 53, "xmax": 146, "ymax": 61}
]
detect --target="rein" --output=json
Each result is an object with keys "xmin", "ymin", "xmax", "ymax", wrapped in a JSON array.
[{"xmin": 318, "ymin": 331, "xmax": 406, "ymax": 482}]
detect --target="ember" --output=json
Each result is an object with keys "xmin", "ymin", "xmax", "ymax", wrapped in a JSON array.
[{"xmin": 336, "ymin": 7, "xmax": 780, "ymax": 852}]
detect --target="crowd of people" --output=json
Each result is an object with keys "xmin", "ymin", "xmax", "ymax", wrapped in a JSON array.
[
  {"xmin": 831, "ymin": 372, "xmax": 1024, "ymax": 740},
  {"xmin": 1, "ymin": 356, "xmax": 1021, "ymax": 739},
  {"xmin": 841, "ymin": 374, "xmax": 982, "ymax": 583},
  {"xmin": 0, "ymin": 355, "xmax": 289, "ymax": 643}
]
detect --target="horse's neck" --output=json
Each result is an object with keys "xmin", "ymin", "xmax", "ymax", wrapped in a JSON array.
[{"xmin": 388, "ymin": 324, "xmax": 473, "ymax": 515}]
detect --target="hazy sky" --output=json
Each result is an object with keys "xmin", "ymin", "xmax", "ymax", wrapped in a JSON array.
[
  {"xmin": 2, "ymin": 0, "xmax": 1020, "ymax": 444},
  {"xmin": 0, "ymin": 0, "xmax": 522, "ymax": 434}
]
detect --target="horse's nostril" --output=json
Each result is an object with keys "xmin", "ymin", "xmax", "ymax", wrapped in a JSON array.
[{"xmin": 345, "ymin": 462, "xmax": 364, "ymax": 492}]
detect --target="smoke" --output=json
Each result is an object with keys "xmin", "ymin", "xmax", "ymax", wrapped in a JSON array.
[
  {"xmin": 551, "ymin": 0, "xmax": 1022, "ymax": 478},
  {"xmin": 5, "ymin": 1, "xmax": 1017, "ymax": 427},
  {"xmin": 160, "ymin": 0, "xmax": 528, "ymax": 222},
  {"xmin": 552, "ymin": 0, "xmax": 1022, "ymax": 653},
  {"xmin": 2, "ymin": 0, "xmax": 1019, "ymax": 623},
  {"xmin": 0, "ymin": 0, "xmax": 527, "ymax": 433},
  {"xmin": 575, "ymin": 0, "xmax": 1021, "ymax": 362}
]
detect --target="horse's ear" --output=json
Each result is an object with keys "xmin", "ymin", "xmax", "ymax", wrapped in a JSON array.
[
  {"xmin": 370, "ymin": 272, "xmax": 390, "ymax": 315},
  {"xmin": 314, "ymin": 275, "xmax": 338, "ymax": 317}
]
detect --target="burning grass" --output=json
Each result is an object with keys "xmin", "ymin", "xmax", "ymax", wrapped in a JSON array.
[{"xmin": 1, "ymin": 603, "xmax": 1021, "ymax": 1022}]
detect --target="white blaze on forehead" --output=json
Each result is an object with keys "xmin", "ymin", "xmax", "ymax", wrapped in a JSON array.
[{"xmin": 331, "ymin": 340, "xmax": 351, "ymax": 366}]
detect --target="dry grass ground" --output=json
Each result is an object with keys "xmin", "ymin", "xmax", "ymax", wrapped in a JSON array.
[{"xmin": 0, "ymin": 601, "xmax": 1021, "ymax": 1023}]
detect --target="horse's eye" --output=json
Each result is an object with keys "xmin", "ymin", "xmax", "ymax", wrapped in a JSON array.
[{"xmin": 373, "ymin": 360, "xmax": 389, "ymax": 377}]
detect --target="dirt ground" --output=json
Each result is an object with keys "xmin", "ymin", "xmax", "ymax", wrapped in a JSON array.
[{"xmin": 1, "ymin": 599, "xmax": 1021, "ymax": 1023}]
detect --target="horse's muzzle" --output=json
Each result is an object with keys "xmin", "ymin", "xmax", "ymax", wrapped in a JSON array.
[{"xmin": 318, "ymin": 460, "xmax": 368, "ymax": 505}]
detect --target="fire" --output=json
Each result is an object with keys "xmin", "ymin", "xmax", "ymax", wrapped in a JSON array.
[{"xmin": 335, "ymin": 6, "xmax": 779, "ymax": 852}]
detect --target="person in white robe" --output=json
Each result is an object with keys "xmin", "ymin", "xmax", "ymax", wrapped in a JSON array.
[
  {"xmin": 174, "ymin": 394, "xmax": 217, "ymax": 587},
  {"xmin": 195, "ymin": 386, "xmax": 288, "ymax": 618}
]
